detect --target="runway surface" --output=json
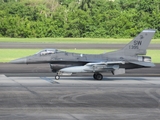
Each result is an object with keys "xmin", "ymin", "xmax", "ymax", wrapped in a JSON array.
[
  {"xmin": 0, "ymin": 43, "xmax": 160, "ymax": 49},
  {"xmin": 0, "ymin": 74, "xmax": 160, "ymax": 120}
]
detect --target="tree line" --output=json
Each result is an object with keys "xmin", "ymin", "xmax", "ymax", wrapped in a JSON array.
[{"xmin": 0, "ymin": 0, "xmax": 160, "ymax": 38}]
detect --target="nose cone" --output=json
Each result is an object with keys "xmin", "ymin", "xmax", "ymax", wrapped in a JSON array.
[{"xmin": 9, "ymin": 57, "xmax": 27, "ymax": 64}]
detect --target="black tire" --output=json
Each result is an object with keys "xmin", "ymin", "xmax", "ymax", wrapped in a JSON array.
[
  {"xmin": 55, "ymin": 75, "xmax": 60, "ymax": 80},
  {"xmin": 93, "ymin": 73, "xmax": 97, "ymax": 79},
  {"xmin": 95, "ymin": 73, "xmax": 103, "ymax": 80}
]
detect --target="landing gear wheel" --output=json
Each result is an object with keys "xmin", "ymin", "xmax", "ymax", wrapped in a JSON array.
[
  {"xmin": 93, "ymin": 73, "xmax": 103, "ymax": 80},
  {"xmin": 55, "ymin": 75, "xmax": 60, "ymax": 80},
  {"xmin": 96, "ymin": 73, "xmax": 103, "ymax": 80},
  {"xmin": 93, "ymin": 73, "xmax": 97, "ymax": 79}
]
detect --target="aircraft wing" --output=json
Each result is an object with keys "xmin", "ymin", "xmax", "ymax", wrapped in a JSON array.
[{"xmin": 85, "ymin": 61, "xmax": 125, "ymax": 66}]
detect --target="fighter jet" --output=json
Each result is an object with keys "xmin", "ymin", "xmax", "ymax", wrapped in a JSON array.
[{"xmin": 10, "ymin": 29, "xmax": 156, "ymax": 80}]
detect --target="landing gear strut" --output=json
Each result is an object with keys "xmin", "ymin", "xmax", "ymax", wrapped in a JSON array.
[{"xmin": 93, "ymin": 73, "xmax": 103, "ymax": 80}]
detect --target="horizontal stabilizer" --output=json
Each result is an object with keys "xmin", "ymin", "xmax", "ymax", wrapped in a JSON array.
[{"xmin": 129, "ymin": 61, "xmax": 155, "ymax": 67}]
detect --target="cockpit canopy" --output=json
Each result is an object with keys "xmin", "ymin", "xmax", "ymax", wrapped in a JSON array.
[{"xmin": 36, "ymin": 49, "xmax": 61, "ymax": 56}]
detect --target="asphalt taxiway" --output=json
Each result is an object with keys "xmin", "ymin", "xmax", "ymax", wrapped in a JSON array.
[
  {"xmin": 0, "ymin": 74, "xmax": 160, "ymax": 120},
  {"xmin": 0, "ymin": 63, "xmax": 160, "ymax": 120},
  {"xmin": 0, "ymin": 43, "xmax": 159, "ymax": 49}
]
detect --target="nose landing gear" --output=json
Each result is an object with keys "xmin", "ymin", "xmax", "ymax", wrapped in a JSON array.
[
  {"xmin": 55, "ymin": 75, "xmax": 60, "ymax": 80},
  {"xmin": 55, "ymin": 72, "xmax": 61, "ymax": 80}
]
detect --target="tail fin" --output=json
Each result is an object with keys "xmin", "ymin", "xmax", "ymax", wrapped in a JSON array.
[{"xmin": 122, "ymin": 29, "xmax": 156, "ymax": 55}]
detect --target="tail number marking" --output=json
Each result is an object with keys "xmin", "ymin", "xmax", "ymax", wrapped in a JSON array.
[{"xmin": 129, "ymin": 45, "xmax": 139, "ymax": 49}]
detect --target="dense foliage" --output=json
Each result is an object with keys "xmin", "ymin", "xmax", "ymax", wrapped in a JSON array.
[{"xmin": 0, "ymin": 0, "xmax": 160, "ymax": 38}]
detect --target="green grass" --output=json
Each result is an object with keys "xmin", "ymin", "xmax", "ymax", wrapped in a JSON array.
[
  {"xmin": 0, "ymin": 38, "xmax": 159, "ymax": 44},
  {"xmin": 0, "ymin": 49, "xmax": 40, "ymax": 62},
  {"xmin": 0, "ymin": 49, "xmax": 160, "ymax": 63}
]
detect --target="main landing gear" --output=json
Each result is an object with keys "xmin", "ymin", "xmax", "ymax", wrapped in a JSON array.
[{"xmin": 93, "ymin": 73, "xmax": 103, "ymax": 80}]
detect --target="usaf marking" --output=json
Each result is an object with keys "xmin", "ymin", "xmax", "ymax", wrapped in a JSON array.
[{"xmin": 129, "ymin": 40, "xmax": 142, "ymax": 49}]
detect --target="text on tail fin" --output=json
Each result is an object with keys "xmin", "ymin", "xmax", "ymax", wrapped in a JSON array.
[{"xmin": 122, "ymin": 29, "xmax": 156, "ymax": 55}]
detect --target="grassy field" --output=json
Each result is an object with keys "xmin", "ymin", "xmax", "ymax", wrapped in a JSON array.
[
  {"xmin": 0, "ymin": 49, "xmax": 159, "ymax": 63},
  {"xmin": 0, "ymin": 38, "xmax": 160, "ymax": 44}
]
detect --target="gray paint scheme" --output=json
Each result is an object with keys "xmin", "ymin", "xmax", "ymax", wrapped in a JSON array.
[{"xmin": 10, "ymin": 29, "xmax": 156, "ymax": 80}]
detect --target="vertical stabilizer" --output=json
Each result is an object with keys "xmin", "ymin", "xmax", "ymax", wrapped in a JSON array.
[{"xmin": 122, "ymin": 29, "xmax": 156, "ymax": 55}]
